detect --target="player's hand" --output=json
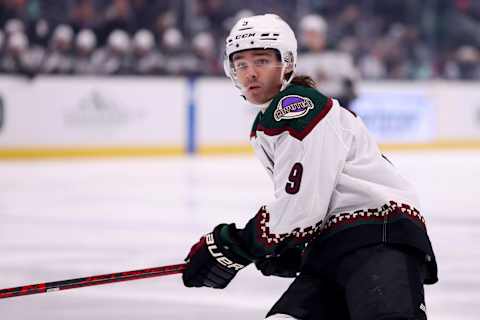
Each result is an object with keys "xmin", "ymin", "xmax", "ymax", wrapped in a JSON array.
[
  {"xmin": 182, "ymin": 224, "xmax": 251, "ymax": 289},
  {"xmin": 255, "ymin": 246, "xmax": 303, "ymax": 278}
]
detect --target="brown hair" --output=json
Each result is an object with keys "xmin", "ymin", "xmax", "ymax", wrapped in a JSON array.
[{"xmin": 290, "ymin": 75, "xmax": 317, "ymax": 88}]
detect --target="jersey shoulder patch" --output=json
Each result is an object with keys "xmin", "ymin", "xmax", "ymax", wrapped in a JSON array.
[{"xmin": 255, "ymin": 84, "xmax": 333, "ymax": 141}]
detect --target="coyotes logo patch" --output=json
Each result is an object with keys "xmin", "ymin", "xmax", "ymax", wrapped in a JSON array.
[{"xmin": 274, "ymin": 95, "xmax": 314, "ymax": 121}]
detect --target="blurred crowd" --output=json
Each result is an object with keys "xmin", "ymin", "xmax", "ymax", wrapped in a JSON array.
[{"xmin": 0, "ymin": 0, "xmax": 479, "ymax": 80}]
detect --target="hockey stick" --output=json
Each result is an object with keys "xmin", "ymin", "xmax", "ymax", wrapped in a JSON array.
[{"xmin": 0, "ymin": 263, "xmax": 186, "ymax": 299}]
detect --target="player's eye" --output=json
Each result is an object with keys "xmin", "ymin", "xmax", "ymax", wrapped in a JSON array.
[
  {"xmin": 234, "ymin": 61, "xmax": 248, "ymax": 71},
  {"xmin": 254, "ymin": 58, "xmax": 271, "ymax": 67}
]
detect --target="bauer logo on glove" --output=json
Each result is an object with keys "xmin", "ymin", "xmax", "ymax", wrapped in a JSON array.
[
  {"xmin": 205, "ymin": 233, "xmax": 246, "ymax": 271},
  {"xmin": 182, "ymin": 224, "xmax": 251, "ymax": 289}
]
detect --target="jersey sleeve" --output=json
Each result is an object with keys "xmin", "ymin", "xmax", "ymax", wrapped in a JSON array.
[{"xmin": 224, "ymin": 87, "xmax": 351, "ymax": 260}]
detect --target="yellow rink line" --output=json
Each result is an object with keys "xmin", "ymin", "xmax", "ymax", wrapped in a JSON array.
[
  {"xmin": 0, "ymin": 146, "xmax": 184, "ymax": 159},
  {"xmin": 198, "ymin": 140, "xmax": 480, "ymax": 155},
  {"xmin": 0, "ymin": 140, "xmax": 479, "ymax": 159},
  {"xmin": 379, "ymin": 140, "xmax": 480, "ymax": 152}
]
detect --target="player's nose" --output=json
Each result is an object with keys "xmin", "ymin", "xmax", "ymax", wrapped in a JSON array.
[{"xmin": 245, "ymin": 66, "xmax": 258, "ymax": 81}]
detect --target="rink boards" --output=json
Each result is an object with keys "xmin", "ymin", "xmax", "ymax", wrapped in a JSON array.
[{"xmin": 0, "ymin": 76, "xmax": 479, "ymax": 158}]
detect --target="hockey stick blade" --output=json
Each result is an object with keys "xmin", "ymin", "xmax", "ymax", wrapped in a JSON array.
[{"xmin": 0, "ymin": 263, "xmax": 186, "ymax": 299}]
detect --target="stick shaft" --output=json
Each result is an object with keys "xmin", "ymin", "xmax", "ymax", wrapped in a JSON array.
[{"xmin": 0, "ymin": 263, "xmax": 186, "ymax": 299}]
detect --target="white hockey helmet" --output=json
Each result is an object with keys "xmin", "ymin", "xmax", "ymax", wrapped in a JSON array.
[
  {"xmin": 224, "ymin": 14, "xmax": 297, "ymax": 92},
  {"xmin": 53, "ymin": 24, "xmax": 74, "ymax": 43},
  {"xmin": 299, "ymin": 14, "xmax": 327, "ymax": 34},
  {"xmin": 162, "ymin": 28, "xmax": 183, "ymax": 50},
  {"xmin": 76, "ymin": 29, "xmax": 97, "ymax": 51},
  {"xmin": 5, "ymin": 18, "xmax": 25, "ymax": 35},
  {"xmin": 108, "ymin": 29, "xmax": 131, "ymax": 52},
  {"xmin": 133, "ymin": 29, "xmax": 155, "ymax": 51},
  {"xmin": 8, "ymin": 31, "xmax": 28, "ymax": 51},
  {"xmin": 192, "ymin": 31, "xmax": 215, "ymax": 54}
]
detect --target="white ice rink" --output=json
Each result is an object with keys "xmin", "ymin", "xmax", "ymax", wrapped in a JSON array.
[{"xmin": 1, "ymin": 151, "xmax": 479, "ymax": 319}]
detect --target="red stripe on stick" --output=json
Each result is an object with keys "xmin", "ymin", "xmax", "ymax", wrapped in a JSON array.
[{"xmin": 0, "ymin": 263, "xmax": 186, "ymax": 299}]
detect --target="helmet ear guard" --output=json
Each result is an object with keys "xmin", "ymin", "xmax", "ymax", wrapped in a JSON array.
[
  {"xmin": 281, "ymin": 51, "xmax": 295, "ymax": 89},
  {"xmin": 223, "ymin": 54, "xmax": 242, "ymax": 91},
  {"xmin": 283, "ymin": 51, "xmax": 294, "ymax": 71}
]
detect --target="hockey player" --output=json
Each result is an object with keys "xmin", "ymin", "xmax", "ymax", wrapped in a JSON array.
[
  {"xmin": 182, "ymin": 14, "xmax": 437, "ymax": 320},
  {"xmin": 131, "ymin": 29, "xmax": 163, "ymax": 75},
  {"xmin": 296, "ymin": 14, "xmax": 358, "ymax": 108},
  {"xmin": 73, "ymin": 29, "xmax": 97, "ymax": 75},
  {"xmin": 42, "ymin": 24, "xmax": 75, "ymax": 74}
]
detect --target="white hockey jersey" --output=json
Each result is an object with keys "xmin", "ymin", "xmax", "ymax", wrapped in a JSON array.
[
  {"xmin": 229, "ymin": 84, "xmax": 437, "ymax": 283},
  {"xmin": 250, "ymin": 87, "xmax": 422, "ymax": 241}
]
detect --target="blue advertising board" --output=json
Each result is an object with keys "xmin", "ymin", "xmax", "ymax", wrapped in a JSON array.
[{"xmin": 351, "ymin": 92, "xmax": 435, "ymax": 143}]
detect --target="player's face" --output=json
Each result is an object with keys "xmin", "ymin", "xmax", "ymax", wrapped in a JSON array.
[{"xmin": 231, "ymin": 49, "xmax": 284, "ymax": 104}]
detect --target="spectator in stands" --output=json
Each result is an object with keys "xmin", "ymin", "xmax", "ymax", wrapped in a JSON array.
[
  {"xmin": 130, "ymin": 0, "xmax": 166, "ymax": 31},
  {"xmin": 329, "ymin": 3, "xmax": 363, "ymax": 44},
  {"xmin": 99, "ymin": 0, "xmax": 135, "ymax": 42},
  {"xmin": 379, "ymin": 24, "xmax": 411, "ymax": 79},
  {"xmin": 401, "ymin": 25, "xmax": 434, "ymax": 79},
  {"xmin": 131, "ymin": 29, "xmax": 163, "ymax": 75},
  {"xmin": 42, "ymin": 24, "xmax": 74, "ymax": 74},
  {"xmin": 191, "ymin": 0, "xmax": 235, "ymax": 38},
  {"xmin": 0, "ymin": 0, "xmax": 29, "ymax": 26},
  {"xmin": 69, "ymin": 0, "xmax": 98, "ymax": 34},
  {"xmin": 73, "ymin": 28, "xmax": 97, "ymax": 75},
  {"xmin": 92, "ymin": 29, "xmax": 132, "ymax": 75},
  {"xmin": 441, "ymin": 0, "xmax": 480, "ymax": 50},
  {"xmin": 444, "ymin": 45, "xmax": 480, "ymax": 80},
  {"xmin": 358, "ymin": 40, "xmax": 387, "ymax": 80},
  {"xmin": 0, "ymin": 0, "xmax": 478, "ymax": 79},
  {"xmin": 296, "ymin": 14, "xmax": 358, "ymax": 108},
  {"xmin": 152, "ymin": 9, "xmax": 177, "ymax": 40}
]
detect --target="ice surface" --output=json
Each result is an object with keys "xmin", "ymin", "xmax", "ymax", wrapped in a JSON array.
[{"xmin": 0, "ymin": 151, "xmax": 479, "ymax": 319}]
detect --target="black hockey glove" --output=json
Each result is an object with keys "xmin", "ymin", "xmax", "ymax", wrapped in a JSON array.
[
  {"xmin": 255, "ymin": 246, "xmax": 304, "ymax": 278},
  {"xmin": 182, "ymin": 224, "xmax": 251, "ymax": 289}
]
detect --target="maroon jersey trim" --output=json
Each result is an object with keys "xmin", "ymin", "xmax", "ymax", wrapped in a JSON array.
[{"xmin": 254, "ymin": 98, "xmax": 333, "ymax": 141}]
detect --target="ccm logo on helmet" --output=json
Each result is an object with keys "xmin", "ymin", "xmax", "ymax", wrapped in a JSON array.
[
  {"xmin": 206, "ymin": 233, "xmax": 245, "ymax": 271},
  {"xmin": 235, "ymin": 33, "xmax": 256, "ymax": 40}
]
